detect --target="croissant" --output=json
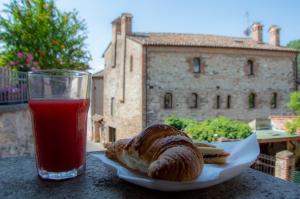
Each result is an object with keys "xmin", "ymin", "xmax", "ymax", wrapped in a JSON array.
[{"xmin": 105, "ymin": 124, "xmax": 204, "ymax": 181}]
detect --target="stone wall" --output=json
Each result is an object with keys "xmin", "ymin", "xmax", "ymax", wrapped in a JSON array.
[
  {"xmin": 0, "ymin": 105, "xmax": 34, "ymax": 158},
  {"xmin": 0, "ymin": 105, "xmax": 93, "ymax": 157},
  {"xmin": 102, "ymin": 37, "xmax": 144, "ymax": 141},
  {"xmin": 146, "ymin": 46, "xmax": 296, "ymax": 125}
]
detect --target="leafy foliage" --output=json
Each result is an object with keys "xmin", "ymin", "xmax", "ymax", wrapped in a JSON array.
[
  {"xmin": 165, "ymin": 116, "xmax": 252, "ymax": 142},
  {"xmin": 286, "ymin": 120, "xmax": 300, "ymax": 135},
  {"xmin": 0, "ymin": 0, "xmax": 91, "ymax": 70},
  {"xmin": 288, "ymin": 92, "xmax": 300, "ymax": 115},
  {"xmin": 286, "ymin": 92, "xmax": 300, "ymax": 134},
  {"xmin": 7, "ymin": 52, "xmax": 39, "ymax": 71},
  {"xmin": 287, "ymin": 39, "xmax": 300, "ymax": 50},
  {"xmin": 164, "ymin": 116, "xmax": 196, "ymax": 130},
  {"xmin": 283, "ymin": 40, "xmax": 300, "ymax": 134}
]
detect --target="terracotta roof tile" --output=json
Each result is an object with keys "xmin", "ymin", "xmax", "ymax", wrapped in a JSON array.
[{"xmin": 128, "ymin": 32, "xmax": 297, "ymax": 52}]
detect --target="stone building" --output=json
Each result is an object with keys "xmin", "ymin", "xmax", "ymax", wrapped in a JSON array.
[
  {"xmin": 90, "ymin": 70, "xmax": 104, "ymax": 142},
  {"xmin": 92, "ymin": 70, "xmax": 104, "ymax": 116},
  {"xmin": 101, "ymin": 13, "xmax": 298, "ymax": 142}
]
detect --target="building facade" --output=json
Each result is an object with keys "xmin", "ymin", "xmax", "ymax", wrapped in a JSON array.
[{"xmin": 101, "ymin": 13, "xmax": 298, "ymax": 142}]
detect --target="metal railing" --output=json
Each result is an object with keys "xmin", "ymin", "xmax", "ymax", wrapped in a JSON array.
[
  {"xmin": 251, "ymin": 153, "xmax": 275, "ymax": 176},
  {"xmin": 290, "ymin": 171, "xmax": 300, "ymax": 185},
  {"xmin": 0, "ymin": 68, "xmax": 28, "ymax": 105}
]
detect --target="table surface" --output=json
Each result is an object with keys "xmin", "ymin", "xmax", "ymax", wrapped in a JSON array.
[{"xmin": 1, "ymin": 152, "xmax": 300, "ymax": 199}]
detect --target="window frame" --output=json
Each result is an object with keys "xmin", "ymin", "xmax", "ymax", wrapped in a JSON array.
[
  {"xmin": 248, "ymin": 60, "xmax": 254, "ymax": 76},
  {"xmin": 193, "ymin": 58, "xmax": 201, "ymax": 73},
  {"xmin": 216, "ymin": 95, "xmax": 221, "ymax": 109},
  {"xmin": 227, "ymin": 95, "xmax": 231, "ymax": 109},
  {"xmin": 164, "ymin": 93, "xmax": 173, "ymax": 109},
  {"xmin": 190, "ymin": 93, "xmax": 198, "ymax": 108},
  {"xmin": 248, "ymin": 93, "xmax": 256, "ymax": 109},
  {"xmin": 108, "ymin": 127, "xmax": 116, "ymax": 142},
  {"xmin": 110, "ymin": 97, "xmax": 115, "ymax": 116},
  {"xmin": 271, "ymin": 92, "xmax": 278, "ymax": 109}
]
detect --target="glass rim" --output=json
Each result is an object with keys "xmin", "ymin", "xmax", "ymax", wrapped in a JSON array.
[{"xmin": 28, "ymin": 69, "xmax": 91, "ymax": 77}]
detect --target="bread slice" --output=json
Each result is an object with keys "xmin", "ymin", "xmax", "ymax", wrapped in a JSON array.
[
  {"xmin": 197, "ymin": 146, "xmax": 230, "ymax": 164},
  {"xmin": 193, "ymin": 142, "xmax": 216, "ymax": 148}
]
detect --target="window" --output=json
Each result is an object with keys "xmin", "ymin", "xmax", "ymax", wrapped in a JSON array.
[
  {"xmin": 193, "ymin": 58, "xmax": 201, "ymax": 73},
  {"xmin": 164, "ymin": 93, "xmax": 172, "ymax": 109},
  {"xmin": 189, "ymin": 93, "xmax": 198, "ymax": 108},
  {"xmin": 110, "ymin": 97, "xmax": 115, "ymax": 116},
  {"xmin": 249, "ymin": 93, "xmax": 256, "ymax": 109},
  {"xmin": 248, "ymin": 60, "xmax": 254, "ymax": 76},
  {"xmin": 108, "ymin": 127, "xmax": 116, "ymax": 142},
  {"xmin": 216, "ymin": 95, "xmax": 220, "ymax": 109},
  {"xmin": 227, "ymin": 95, "xmax": 231, "ymax": 109},
  {"xmin": 271, "ymin": 92, "xmax": 278, "ymax": 109},
  {"xmin": 130, "ymin": 55, "xmax": 133, "ymax": 72}
]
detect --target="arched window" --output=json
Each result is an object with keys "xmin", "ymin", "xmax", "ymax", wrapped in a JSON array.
[
  {"xmin": 164, "ymin": 93, "xmax": 172, "ymax": 109},
  {"xmin": 227, "ymin": 95, "xmax": 231, "ymax": 109},
  {"xmin": 216, "ymin": 95, "xmax": 220, "ymax": 109},
  {"xmin": 193, "ymin": 58, "xmax": 201, "ymax": 73},
  {"xmin": 248, "ymin": 60, "xmax": 254, "ymax": 76},
  {"xmin": 249, "ymin": 93, "xmax": 256, "ymax": 109},
  {"xmin": 190, "ymin": 93, "xmax": 198, "ymax": 108},
  {"xmin": 271, "ymin": 92, "xmax": 278, "ymax": 109}
]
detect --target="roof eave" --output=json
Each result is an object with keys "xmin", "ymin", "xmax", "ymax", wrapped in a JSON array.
[
  {"xmin": 102, "ymin": 42, "xmax": 112, "ymax": 58},
  {"xmin": 127, "ymin": 36, "xmax": 145, "ymax": 45},
  {"xmin": 92, "ymin": 69, "xmax": 104, "ymax": 77},
  {"xmin": 140, "ymin": 43, "xmax": 298, "ymax": 53}
]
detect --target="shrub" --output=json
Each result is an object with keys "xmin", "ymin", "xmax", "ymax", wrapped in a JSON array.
[
  {"xmin": 285, "ymin": 118, "xmax": 300, "ymax": 135},
  {"xmin": 286, "ymin": 92, "xmax": 300, "ymax": 134},
  {"xmin": 164, "ymin": 116, "xmax": 252, "ymax": 142},
  {"xmin": 164, "ymin": 116, "xmax": 196, "ymax": 130}
]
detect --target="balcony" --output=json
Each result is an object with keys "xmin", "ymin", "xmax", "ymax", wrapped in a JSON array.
[{"xmin": 0, "ymin": 68, "xmax": 28, "ymax": 106}]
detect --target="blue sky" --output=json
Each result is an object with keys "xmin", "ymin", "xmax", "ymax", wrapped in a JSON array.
[{"xmin": 1, "ymin": 0, "xmax": 300, "ymax": 72}]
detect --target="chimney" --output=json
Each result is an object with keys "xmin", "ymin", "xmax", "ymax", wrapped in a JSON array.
[
  {"xmin": 251, "ymin": 22, "xmax": 263, "ymax": 43},
  {"xmin": 111, "ymin": 17, "xmax": 121, "ymax": 43},
  {"xmin": 121, "ymin": 13, "xmax": 133, "ymax": 36},
  {"xmin": 269, "ymin": 25, "xmax": 281, "ymax": 46}
]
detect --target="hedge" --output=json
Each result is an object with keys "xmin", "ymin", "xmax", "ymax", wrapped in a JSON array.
[{"xmin": 165, "ymin": 116, "xmax": 252, "ymax": 142}]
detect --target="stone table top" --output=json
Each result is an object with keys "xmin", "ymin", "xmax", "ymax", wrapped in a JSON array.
[{"xmin": 0, "ymin": 152, "xmax": 300, "ymax": 199}]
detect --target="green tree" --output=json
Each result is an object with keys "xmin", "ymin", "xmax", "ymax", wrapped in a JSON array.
[
  {"xmin": 287, "ymin": 39, "xmax": 300, "ymax": 72},
  {"xmin": 288, "ymin": 92, "xmax": 300, "ymax": 114},
  {"xmin": 0, "ymin": 0, "xmax": 91, "ymax": 71},
  {"xmin": 286, "ymin": 91, "xmax": 300, "ymax": 134}
]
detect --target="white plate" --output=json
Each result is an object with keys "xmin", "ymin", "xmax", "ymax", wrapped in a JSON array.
[{"xmin": 94, "ymin": 133, "xmax": 259, "ymax": 191}]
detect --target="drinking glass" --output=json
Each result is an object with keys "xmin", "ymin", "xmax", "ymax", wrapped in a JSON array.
[{"xmin": 28, "ymin": 70, "xmax": 91, "ymax": 180}]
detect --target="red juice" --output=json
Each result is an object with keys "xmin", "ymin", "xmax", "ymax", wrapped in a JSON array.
[{"xmin": 29, "ymin": 99, "xmax": 90, "ymax": 172}]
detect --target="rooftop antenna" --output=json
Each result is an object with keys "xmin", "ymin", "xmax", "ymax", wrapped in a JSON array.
[{"xmin": 243, "ymin": 11, "xmax": 251, "ymax": 37}]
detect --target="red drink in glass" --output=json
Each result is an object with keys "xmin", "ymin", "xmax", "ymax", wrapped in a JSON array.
[
  {"xmin": 29, "ymin": 99, "xmax": 90, "ymax": 172},
  {"xmin": 28, "ymin": 70, "xmax": 91, "ymax": 180}
]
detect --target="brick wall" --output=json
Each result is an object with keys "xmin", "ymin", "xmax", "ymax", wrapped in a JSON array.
[
  {"xmin": 270, "ymin": 115, "xmax": 300, "ymax": 132},
  {"xmin": 0, "ymin": 106, "xmax": 34, "ymax": 158}
]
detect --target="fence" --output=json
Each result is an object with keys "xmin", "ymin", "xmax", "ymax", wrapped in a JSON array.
[
  {"xmin": 251, "ymin": 152, "xmax": 300, "ymax": 186},
  {"xmin": 251, "ymin": 153, "xmax": 275, "ymax": 176},
  {"xmin": 290, "ymin": 171, "xmax": 300, "ymax": 185},
  {"xmin": 0, "ymin": 68, "xmax": 28, "ymax": 105}
]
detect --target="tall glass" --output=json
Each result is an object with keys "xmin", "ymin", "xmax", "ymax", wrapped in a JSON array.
[{"xmin": 28, "ymin": 70, "xmax": 91, "ymax": 180}]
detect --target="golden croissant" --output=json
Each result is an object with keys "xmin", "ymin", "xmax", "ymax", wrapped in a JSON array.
[{"xmin": 105, "ymin": 124, "xmax": 204, "ymax": 181}]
